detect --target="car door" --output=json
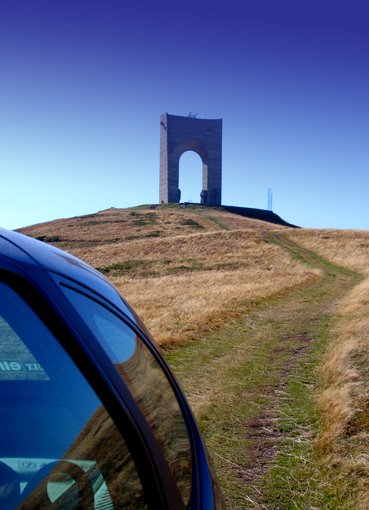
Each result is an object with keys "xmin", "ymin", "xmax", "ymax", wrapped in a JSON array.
[{"xmin": 0, "ymin": 261, "xmax": 184, "ymax": 509}]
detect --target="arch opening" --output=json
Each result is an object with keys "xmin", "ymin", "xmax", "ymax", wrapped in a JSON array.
[{"xmin": 179, "ymin": 151, "xmax": 203, "ymax": 204}]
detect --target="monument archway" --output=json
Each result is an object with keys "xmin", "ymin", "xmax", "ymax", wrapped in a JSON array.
[{"xmin": 159, "ymin": 113, "xmax": 222, "ymax": 206}]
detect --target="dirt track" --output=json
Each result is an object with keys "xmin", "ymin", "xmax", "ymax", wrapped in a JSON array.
[{"xmin": 166, "ymin": 234, "xmax": 361, "ymax": 509}]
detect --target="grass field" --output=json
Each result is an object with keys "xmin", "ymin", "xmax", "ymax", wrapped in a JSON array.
[{"xmin": 20, "ymin": 205, "xmax": 369, "ymax": 508}]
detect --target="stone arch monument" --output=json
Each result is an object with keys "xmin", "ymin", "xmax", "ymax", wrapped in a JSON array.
[{"xmin": 159, "ymin": 113, "xmax": 222, "ymax": 206}]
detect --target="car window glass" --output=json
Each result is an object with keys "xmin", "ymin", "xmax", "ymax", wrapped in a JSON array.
[
  {"xmin": 62, "ymin": 286, "xmax": 193, "ymax": 506},
  {"xmin": 94, "ymin": 313, "xmax": 136, "ymax": 362},
  {"xmin": 0, "ymin": 281, "xmax": 147, "ymax": 509}
]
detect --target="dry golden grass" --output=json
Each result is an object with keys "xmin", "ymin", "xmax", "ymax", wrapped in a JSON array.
[
  {"xmin": 114, "ymin": 261, "xmax": 317, "ymax": 346},
  {"xmin": 316, "ymin": 276, "xmax": 369, "ymax": 508},
  {"xmin": 20, "ymin": 207, "xmax": 314, "ymax": 346},
  {"xmin": 288, "ymin": 229, "xmax": 369, "ymax": 274},
  {"xmin": 287, "ymin": 227, "xmax": 369, "ymax": 505},
  {"xmin": 67, "ymin": 224, "xmax": 300, "ymax": 262},
  {"xmin": 72, "ymin": 230, "xmax": 318, "ymax": 345},
  {"xmin": 287, "ymin": 228, "xmax": 369, "ymax": 501},
  {"xmin": 21, "ymin": 204, "xmax": 285, "ymax": 245}
]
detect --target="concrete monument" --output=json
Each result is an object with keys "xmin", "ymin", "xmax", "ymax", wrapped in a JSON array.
[{"xmin": 159, "ymin": 113, "xmax": 222, "ymax": 206}]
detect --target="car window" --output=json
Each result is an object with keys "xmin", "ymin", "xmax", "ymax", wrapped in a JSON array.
[
  {"xmin": 0, "ymin": 281, "xmax": 147, "ymax": 509},
  {"xmin": 62, "ymin": 286, "xmax": 193, "ymax": 506}
]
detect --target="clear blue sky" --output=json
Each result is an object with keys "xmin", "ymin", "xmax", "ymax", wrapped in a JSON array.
[{"xmin": 1, "ymin": 0, "xmax": 368, "ymax": 230}]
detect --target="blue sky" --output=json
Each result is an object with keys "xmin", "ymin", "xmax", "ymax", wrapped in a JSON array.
[{"xmin": 1, "ymin": 0, "xmax": 368, "ymax": 230}]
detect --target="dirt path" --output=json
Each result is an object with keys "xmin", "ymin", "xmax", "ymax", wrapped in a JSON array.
[{"xmin": 165, "ymin": 234, "xmax": 361, "ymax": 509}]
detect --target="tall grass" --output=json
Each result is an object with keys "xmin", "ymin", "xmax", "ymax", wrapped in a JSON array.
[
  {"xmin": 316, "ymin": 276, "xmax": 369, "ymax": 508},
  {"xmin": 289, "ymin": 229, "xmax": 369, "ymax": 275},
  {"xmin": 107, "ymin": 231, "xmax": 318, "ymax": 345},
  {"xmin": 22, "ymin": 216, "xmax": 317, "ymax": 346}
]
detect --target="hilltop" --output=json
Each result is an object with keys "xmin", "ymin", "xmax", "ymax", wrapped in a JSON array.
[{"xmin": 20, "ymin": 204, "xmax": 288, "ymax": 244}]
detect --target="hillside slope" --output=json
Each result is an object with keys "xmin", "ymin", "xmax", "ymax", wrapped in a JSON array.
[
  {"xmin": 19, "ymin": 205, "xmax": 369, "ymax": 345},
  {"xmin": 19, "ymin": 205, "xmax": 315, "ymax": 345},
  {"xmin": 18, "ymin": 205, "xmax": 369, "ymax": 508}
]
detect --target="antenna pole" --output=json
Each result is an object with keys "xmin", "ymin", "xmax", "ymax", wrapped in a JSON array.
[{"xmin": 267, "ymin": 188, "xmax": 273, "ymax": 211}]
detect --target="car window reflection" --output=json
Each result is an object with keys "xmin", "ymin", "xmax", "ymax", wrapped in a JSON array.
[
  {"xmin": 0, "ymin": 282, "xmax": 147, "ymax": 509},
  {"xmin": 62, "ymin": 286, "xmax": 193, "ymax": 506}
]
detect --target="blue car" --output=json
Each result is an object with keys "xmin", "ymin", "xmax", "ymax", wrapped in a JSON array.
[{"xmin": 0, "ymin": 228, "xmax": 223, "ymax": 509}]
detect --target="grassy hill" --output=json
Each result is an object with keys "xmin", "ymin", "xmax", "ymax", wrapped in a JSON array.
[
  {"xmin": 20, "ymin": 205, "xmax": 312, "ymax": 345},
  {"xmin": 19, "ymin": 205, "xmax": 369, "ymax": 509}
]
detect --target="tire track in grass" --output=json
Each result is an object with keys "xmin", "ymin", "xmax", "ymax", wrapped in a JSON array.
[{"xmin": 164, "ymin": 233, "xmax": 361, "ymax": 509}]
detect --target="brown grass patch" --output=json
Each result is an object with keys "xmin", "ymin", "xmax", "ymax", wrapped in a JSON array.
[
  {"xmin": 316, "ymin": 276, "xmax": 369, "ymax": 508},
  {"xmin": 286, "ymin": 228, "xmax": 369, "ymax": 505},
  {"xmin": 67, "ymin": 229, "xmax": 290, "ymax": 268},
  {"xmin": 110, "ymin": 241, "xmax": 318, "ymax": 345},
  {"xmin": 20, "ymin": 205, "xmax": 285, "ymax": 245},
  {"xmin": 288, "ymin": 229, "xmax": 369, "ymax": 274},
  {"xmin": 19, "ymin": 207, "xmax": 316, "ymax": 346}
]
